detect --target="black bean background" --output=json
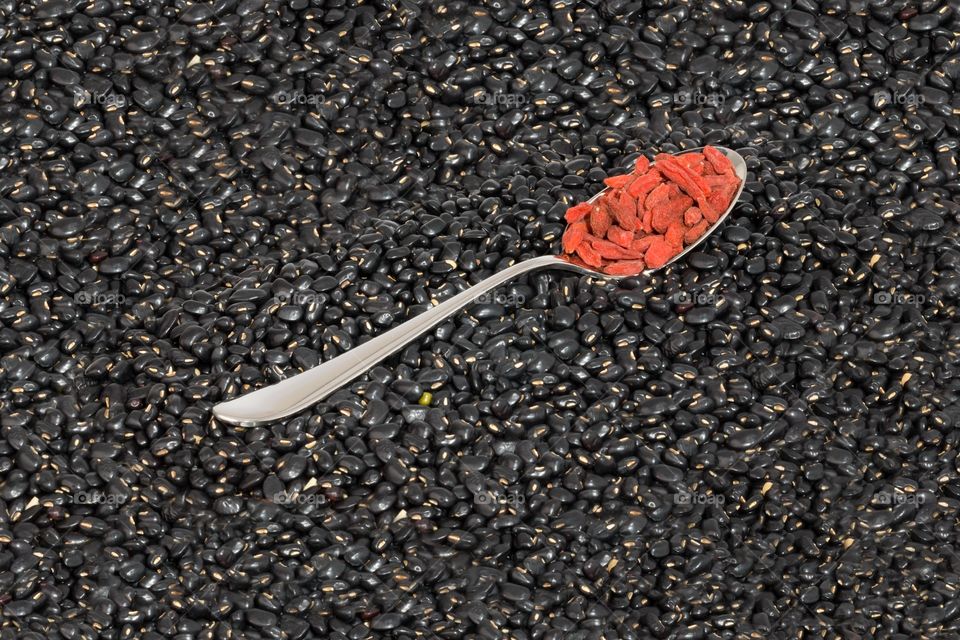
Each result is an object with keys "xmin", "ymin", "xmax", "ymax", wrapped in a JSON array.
[{"xmin": 1, "ymin": 0, "xmax": 959, "ymax": 638}]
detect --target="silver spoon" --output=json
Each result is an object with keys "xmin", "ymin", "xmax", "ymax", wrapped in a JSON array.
[{"xmin": 213, "ymin": 146, "xmax": 747, "ymax": 426}]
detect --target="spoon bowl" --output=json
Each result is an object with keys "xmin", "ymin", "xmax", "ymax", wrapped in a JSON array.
[
  {"xmin": 213, "ymin": 146, "xmax": 747, "ymax": 426},
  {"xmin": 558, "ymin": 145, "xmax": 748, "ymax": 280}
]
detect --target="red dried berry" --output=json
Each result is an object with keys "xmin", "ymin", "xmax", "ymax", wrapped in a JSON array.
[
  {"xmin": 562, "ymin": 221, "xmax": 587, "ymax": 253},
  {"xmin": 563, "ymin": 254, "xmax": 590, "ymax": 269},
  {"xmin": 665, "ymin": 221, "xmax": 685, "ymax": 248},
  {"xmin": 684, "ymin": 220, "xmax": 710, "ymax": 244},
  {"xmin": 700, "ymin": 177, "xmax": 738, "ymax": 223},
  {"xmin": 603, "ymin": 259, "xmax": 646, "ymax": 276},
  {"xmin": 634, "ymin": 156, "xmax": 650, "ymax": 175},
  {"xmin": 703, "ymin": 145, "xmax": 734, "ymax": 176},
  {"xmin": 610, "ymin": 191, "xmax": 638, "ymax": 231},
  {"xmin": 718, "ymin": 181, "xmax": 739, "ymax": 202},
  {"xmin": 679, "ymin": 153, "xmax": 706, "ymax": 175},
  {"xmin": 640, "ymin": 207, "xmax": 653, "ymax": 233},
  {"xmin": 631, "ymin": 235, "xmax": 657, "ymax": 254},
  {"xmin": 704, "ymin": 174, "xmax": 734, "ymax": 189},
  {"xmin": 626, "ymin": 169, "xmax": 662, "ymax": 198},
  {"xmin": 644, "ymin": 183, "xmax": 672, "ymax": 215},
  {"xmin": 644, "ymin": 237, "xmax": 676, "ymax": 269},
  {"xmin": 564, "ymin": 202, "xmax": 593, "ymax": 223},
  {"xmin": 651, "ymin": 194, "xmax": 692, "ymax": 233},
  {"xmin": 590, "ymin": 237, "xmax": 634, "ymax": 259},
  {"xmin": 575, "ymin": 242, "xmax": 603, "ymax": 268},
  {"xmin": 655, "ymin": 154, "xmax": 708, "ymax": 202},
  {"xmin": 603, "ymin": 174, "xmax": 633, "ymax": 189},
  {"xmin": 702, "ymin": 195, "xmax": 725, "ymax": 223},
  {"xmin": 607, "ymin": 225, "xmax": 634, "ymax": 249},
  {"xmin": 684, "ymin": 207, "xmax": 702, "ymax": 226},
  {"xmin": 589, "ymin": 202, "xmax": 612, "ymax": 237}
]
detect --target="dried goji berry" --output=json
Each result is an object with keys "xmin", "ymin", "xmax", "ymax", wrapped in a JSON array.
[
  {"xmin": 634, "ymin": 156, "xmax": 650, "ymax": 175},
  {"xmin": 718, "ymin": 181, "xmax": 739, "ymax": 202},
  {"xmin": 590, "ymin": 237, "xmax": 634, "ymax": 259},
  {"xmin": 650, "ymin": 207, "xmax": 673, "ymax": 234},
  {"xmin": 702, "ymin": 188, "xmax": 732, "ymax": 222},
  {"xmin": 641, "ymin": 207, "xmax": 653, "ymax": 233},
  {"xmin": 626, "ymin": 169, "xmax": 662, "ymax": 198},
  {"xmin": 679, "ymin": 153, "xmax": 706, "ymax": 174},
  {"xmin": 589, "ymin": 202, "xmax": 611, "ymax": 237},
  {"xmin": 684, "ymin": 220, "xmax": 709, "ymax": 244},
  {"xmin": 563, "ymin": 254, "xmax": 590, "ymax": 269},
  {"xmin": 644, "ymin": 237, "xmax": 676, "ymax": 269},
  {"xmin": 644, "ymin": 183, "xmax": 673, "ymax": 215},
  {"xmin": 684, "ymin": 207, "xmax": 702, "ymax": 226},
  {"xmin": 703, "ymin": 145, "xmax": 734, "ymax": 176},
  {"xmin": 703, "ymin": 174, "xmax": 731, "ymax": 189},
  {"xmin": 562, "ymin": 221, "xmax": 587, "ymax": 253},
  {"xmin": 610, "ymin": 191, "xmax": 638, "ymax": 231},
  {"xmin": 656, "ymin": 154, "xmax": 708, "ymax": 202},
  {"xmin": 702, "ymin": 205, "xmax": 721, "ymax": 223},
  {"xmin": 631, "ymin": 235, "xmax": 657, "ymax": 254},
  {"xmin": 603, "ymin": 259, "xmax": 646, "ymax": 276},
  {"xmin": 564, "ymin": 202, "xmax": 592, "ymax": 223},
  {"xmin": 603, "ymin": 174, "xmax": 633, "ymax": 189},
  {"xmin": 651, "ymin": 194, "xmax": 692, "ymax": 233},
  {"xmin": 607, "ymin": 225, "xmax": 633, "ymax": 249},
  {"xmin": 665, "ymin": 221, "xmax": 685, "ymax": 248},
  {"xmin": 576, "ymin": 241, "xmax": 603, "ymax": 268}
]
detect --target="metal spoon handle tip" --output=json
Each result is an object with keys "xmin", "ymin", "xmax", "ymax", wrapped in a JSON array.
[{"xmin": 213, "ymin": 254, "xmax": 568, "ymax": 426}]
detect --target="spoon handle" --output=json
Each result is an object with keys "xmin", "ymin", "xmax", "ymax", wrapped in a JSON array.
[{"xmin": 213, "ymin": 254, "xmax": 565, "ymax": 426}]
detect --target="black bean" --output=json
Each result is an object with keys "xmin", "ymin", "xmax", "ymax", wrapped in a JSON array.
[
  {"xmin": 371, "ymin": 612, "xmax": 403, "ymax": 630},
  {"xmin": 125, "ymin": 31, "xmax": 163, "ymax": 53},
  {"xmin": 277, "ymin": 454, "xmax": 307, "ymax": 481},
  {"xmin": 247, "ymin": 609, "xmax": 278, "ymax": 627}
]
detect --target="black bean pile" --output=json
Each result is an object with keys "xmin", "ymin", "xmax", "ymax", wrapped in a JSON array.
[{"xmin": 2, "ymin": 0, "xmax": 960, "ymax": 638}]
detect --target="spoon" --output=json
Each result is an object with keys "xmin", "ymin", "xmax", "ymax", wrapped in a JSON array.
[{"xmin": 213, "ymin": 146, "xmax": 747, "ymax": 426}]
